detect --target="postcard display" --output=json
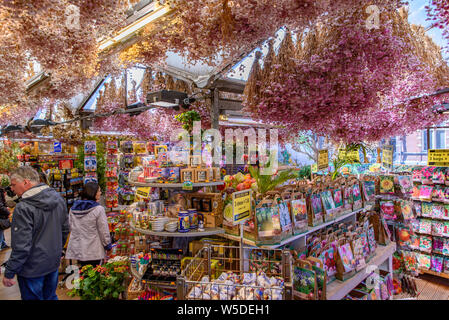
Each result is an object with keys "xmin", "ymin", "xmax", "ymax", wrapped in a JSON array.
[{"xmin": 118, "ymin": 141, "xmax": 136, "ymax": 206}]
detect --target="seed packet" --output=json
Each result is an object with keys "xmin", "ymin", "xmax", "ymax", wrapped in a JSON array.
[
  {"xmin": 380, "ymin": 201, "xmax": 396, "ymax": 220},
  {"xmin": 84, "ymin": 140, "xmax": 97, "ymax": 154},
  {"xmin": 367, "ymin": 226, "xmax": 377, "ymax": 254},
  {"xmin": 362, "ymin": 181, "xmax": 376, "ymax": 203},
  {"xmin": 433, "ymin": 237, "xmax": 445, "ymax": 255},
  {"xmin": 397, "ymin": 226, "xmax": 412, "ymax": 247},
  {"xmin": 421, "ymin": 202, "xmax": 433, "ymax": 218},
  {"xmin": 379, "ymin": 176, "xmax": 395, "ymax": 194},
  {"xmin": 411, "ymin": 185, "xmax": 421, "ymax": 200},
  {"xmin": 293, "ymin": 264, "xmax": 316, "ymax": 296},
  {"xmin": 432, "ymin": 204, "xmax": 445, "ymax": 219},
  {"xmin": 255, "ymin": 206, "xmax": 281, "ymax": 245},
  {"xmin": 443, "ymin": 238, "xmax": 449, "ymax": 256},
  {"xmin": 443, "ymin": 205, "xmax": 449, "ymax": 220},
  {"xmin": 410, "ymin": 219, "xmax": 421, "ymax": 233},
  {"xmin": 433, "ymin": 168, "xmax": 446, "ymax": 184},
  {"xmin": 442, "ymin": 222, "xmax": 449, "ymax": 237},
  {"xmin": 403, "ymin": 251, "xmax": 418, "ymax": 273},
  {"xmin": 419, "ymin": 235, "xmax": 433, "ymax": 253},
  {"xmin": 290, "ymin": 199, "xmax": 308, "ymax": 235},
  {"xmin": 444, "ymin": 258, "xmax": 449, "ymax": 274},
  {"xmin": 277, "ymin": 201, "xmax": 293, "ymax": 233},
  {"xmin": 421, "ymin": 167, "xmax": 434, "ymax": 185},
  {"xmin": 400, "ymin": 200, "xmax": 414, "ymax": 221},
  {"xmin": 337, "ymin": 243, "xmax": 356, "ymax": 273},
  {"xmin": 343, "ymin": 187, "xmax": 353, "ymax": 212},
  {"xmin": 431, "ymin": 255, "xmax": 444, "ymax": 273},
  {"xmin": 311, "ymin": 194, "xmax": 323, "ymax": 217},
  {"xmin": 419, "ymin": 219, "xmax": 433, "ymax": 235},
  {"xmin": 412, "ymin": 168, "xmax": 423, "ymax": 182},
  {"xmin": 433, "ymin": 221, "xmax": 445, "ymax": 237},
  {"xmin": 432, "ymin": 185, "xmax": 445, "ymax": 202},
  {"xmin": 409, "ymin": 234, "xmax": 420, "ymax": 250},
  {"xmin": 321, "ymin": 190, "xmax": 336, "ymax": 220},
  {"xmin": 397, "ymin": 176, "xmax": 413, "ymax": 195},
  {"xmin": 318, "ymin": 247, "xmax": 337, "ymax": 280},
  {"xmin": 419, "ymin": 186, "xmax": 433, "ymax": 202},
  {"xmin": 444, "ymin": 188, "xmax": 449, "ymax": 204},
  {"xmin": 360, "ymin": 231, "xmax": 371, "ymax": 258},
  {"xmin": 417, "ymin": 253, "xmax": 431, "ymax": 270},
  {"xmin": 413, "ymin": 202, "xmax": 422, "ymax": 217},
  {"xmin": 333, "ymin": 188, "xmax": 344, "ymax": 210}
]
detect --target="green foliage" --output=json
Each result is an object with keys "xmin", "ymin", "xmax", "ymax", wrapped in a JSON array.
[
  {"xmin": 175, "ymin": 110, "xmax": 201, "ymax": 133},
  {"xmin": 74, "ymin": 137, "xmax": 107, "ymax": 191},
  {"xmin": 296, "ymin": 165, "xmax": 311, "ymax": 180},
  {"xmin": 0, "ymin": 142, "xmax": 22, "ymax": 173},
  {"xmin": 249, "ymin": 160, "xmax": 297, "ymax": 195},
  {"xmin": 68, "ymin": 261, "xmax": 129, "ymax": 300}
]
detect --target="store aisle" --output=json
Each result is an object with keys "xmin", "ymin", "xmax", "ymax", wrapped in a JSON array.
[{"xmin": 0, "ymin": 229, "xmax": 77, "ymax": 300}]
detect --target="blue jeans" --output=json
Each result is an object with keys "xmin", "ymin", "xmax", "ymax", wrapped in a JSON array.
[
  {"xmin": 17, "ymin": 270, "xmax": 59, "ymax": 300},
  {"xmin": 0, "ymin": 229, "xmax": 7, "ymax": 248}
]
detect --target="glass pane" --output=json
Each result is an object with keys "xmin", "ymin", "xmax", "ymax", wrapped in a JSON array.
[{"xmin": 437, "ymin": 130, "xmax": 445, "ymax": 149}]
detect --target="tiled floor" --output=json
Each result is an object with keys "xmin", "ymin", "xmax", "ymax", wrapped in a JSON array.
[
  {"xmin": 392, "ymin": 274, "xmax": 449, "ymax": 300},
  {"xmin": 0, "ymin": 229, "xmax": 77, "ymax": 300}
]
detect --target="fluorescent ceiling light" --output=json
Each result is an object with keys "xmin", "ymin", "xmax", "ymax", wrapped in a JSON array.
[{"xmin": 99, "ymin": 4, "xmax": 171, "ymax": 51}]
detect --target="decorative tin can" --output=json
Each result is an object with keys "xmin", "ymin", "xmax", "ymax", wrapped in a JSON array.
[
  {"xmin": 178, "ymin": 211, "xmax": 190, "ymax": 232},
  {"xmin": 188, "ymin": 209, "xmax": 198, "ymax": 230}
]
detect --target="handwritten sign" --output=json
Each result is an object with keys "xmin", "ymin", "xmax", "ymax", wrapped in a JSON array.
[
  {"xmin": 382, "ymin": 145, "xmax": 393, "ymax": 170},
  {"xmin": 232, "ymin": 190, "xmax": 252, "ymax": 225}
]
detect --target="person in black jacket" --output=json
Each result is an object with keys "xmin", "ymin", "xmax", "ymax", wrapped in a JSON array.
[
  {"xmin": 2, "ymin": 166, "xmax": 69, "ymax": 300},
  {"xmin": 0, "ymin": 187, "xmax": 11, "ymax": 250}
]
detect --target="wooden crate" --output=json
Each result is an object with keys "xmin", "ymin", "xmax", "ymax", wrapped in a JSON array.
[
  {"xmin": 185, "ymin": 192, "xmax": 223, "ymax": 216},
  {"xmin": 127, "ymin": 278, "xmax": 145, "ymax": 300}
]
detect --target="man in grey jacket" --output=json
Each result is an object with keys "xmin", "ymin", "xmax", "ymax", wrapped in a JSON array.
[{"xmin": 2, "ymin": 166, "xmax": 69, "ymax": 300}]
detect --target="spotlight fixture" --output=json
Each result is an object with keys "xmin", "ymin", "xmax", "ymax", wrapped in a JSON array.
[
  {"xmin": 26, "ymin": 118, "xmax": 55, "ymax": 135},
  {"xmin": 146, "ymin": 90, "xmax": 193, "ymax": 111},
  {"xmin": 125, "ymin": 102, "xmax": 149, "ymax": 117}
]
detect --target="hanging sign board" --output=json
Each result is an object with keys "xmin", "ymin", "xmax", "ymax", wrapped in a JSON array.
[
  {"xmin": 382, "ymin": 145, "xmax": 393, "ymax": 170},
  {"xmin": 317, "ymin": 149, "xmax": 329, "ymax": 171},
  {"xmin": 428, "ymin": 149, "xmax": 449, "ymax": 167},
  {"xmin": 338, "ymin": 149, "xmax": 360, "ymax": 163},
  {"xmin": 231, "ymin": 190, "xmax": 252, "ymax": 225}
]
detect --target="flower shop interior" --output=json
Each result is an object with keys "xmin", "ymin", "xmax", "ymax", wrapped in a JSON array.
[{"xmin": 1, "ymin": 0, "xmax": 449, "ymax": 301}]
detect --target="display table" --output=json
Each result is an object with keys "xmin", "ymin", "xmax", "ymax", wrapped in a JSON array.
[
  {"xmin": 130, "ymin": 222, "xmax": 224, "ymax": 238},
  {"xmin": 326, "ymin": 242, "xmax": 396, "ymax": 300}
]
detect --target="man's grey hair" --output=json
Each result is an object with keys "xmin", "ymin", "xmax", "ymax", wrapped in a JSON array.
[{"xmin": 10, "ymin": 166, "xmax": 40, "ymax": 184}]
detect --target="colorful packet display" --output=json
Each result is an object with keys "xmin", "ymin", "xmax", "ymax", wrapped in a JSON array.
[
  {"xmin": 444, "ymin": 188, "xmax": 449, "ymax": 204},
  {"xmin": 412, "ymin": 168, "xmax": 423, "ymax": 182},
  {"xmin": 442, "ymin": 222, "xmax": 449, "ymax": 237},
  {"xmin": 432, "ymin": 185, "xmax": 445, "ymax": 202},
  {"xmin": 443, "ymin": 238, "xmax": 449, "ymax": 256},
  {"xmin": 397, "ymin": 175, "xmax": 413, "ymax": 195},
  {"xmin": 362, "ymin": 181, "xmax": 375, "ymax": 202},
  {"xmin": 421, "ymin": 167, "xmax": 435, "ymax": 185},
  {"xmin": 379, "ymin": 176, "xmax": 395, "ymax": 194},
  {"xmin": 419, "ymin": 235, "xmax": 432, "ymax": 253},
  {"xmin": 418, "ymin": 219, "xmax": 433, "ymax": 235},
  {"xmin": 432, "ymin": 168, "xmax": 446, "ymax": 184},
  {"xmin": 443, "ymin": 205, "xmax": 449, "ymax": 220},
  {"xmin": 431, "ymin": 255, "xmax": 444, "ymax": 273},
  {"xmin": 444, "ymin": 258, "xmax": 449, "ymax": 274},
  {"xmin": 410, "ymin": 219, "xmax": 421, "ymax": 233},
  {"xmin": 402, "ymin": 251, "xmax": 418, "ymax": 273},
  {"xmin": 397, "ymin": 226, "xmax": 412, "ymax": 247}
]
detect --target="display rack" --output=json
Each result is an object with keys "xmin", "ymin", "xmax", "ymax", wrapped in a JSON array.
[
  {"xmin": 129, "ymin": 222, "xmax": 224, "ymax": 238},
  {"xmin": 326, "ymin": 242, "xmax": 396, "ymax": 300},
  {"xmin": 128, "ymin": 180, "xmax": 224, "ymax": 188}
]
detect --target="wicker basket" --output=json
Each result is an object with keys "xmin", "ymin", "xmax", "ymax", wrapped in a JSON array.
[{"xmin": 127, "ymin": 278, "xmax": 145, "ymax": 300}]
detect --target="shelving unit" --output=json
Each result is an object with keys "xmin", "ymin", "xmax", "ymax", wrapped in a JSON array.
[
  {"xmin": 326, "ymin": 242, "xmax": 396, "ymax": 300},
  {"xmin": 130, "ymin": 222, "xmax": 224, "ymax": 237},
  {"xmin": 219, "ymin": 207, "xmax": 368, "ymax": 249}
]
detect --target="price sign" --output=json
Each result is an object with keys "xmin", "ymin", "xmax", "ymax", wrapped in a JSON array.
[
  {"xmin": 428, "ymin": 149, "xmax": 449, "ymax": 167},
  {"xmin": 338, "ymin": 149, "xmax": 360, "ymax": 163},
  {"xmin": 382, "ymin": 145, "xmax": 393, "ymax": 170},
  {"xmin": 317, "ymin": 149, "xmax": 329, "ymax": 171},
  {"xmin": 136, "ymin": 187, "xmax": 151, "ymax": 198},
  {"xmin": 231, "ymin": 190, "xmax": 252, "ymax": 225}
]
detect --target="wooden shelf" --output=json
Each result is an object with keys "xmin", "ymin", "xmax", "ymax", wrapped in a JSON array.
[
  {"xmin": 130, "ymin": 222, "xmax": 224, "ymax": 238},
  {"xmin": 326, "ymin": 242, "xmax": 397, "ymax": 300},
  {"xmin": 129, "ymin": 180, "xmax": 224, "ymax": 188}
]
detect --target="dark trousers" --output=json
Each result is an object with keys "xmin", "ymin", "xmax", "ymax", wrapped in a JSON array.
[
  {"xmin": 17, "ymin": 270, "xmax": 59, "ymax": 300},
  {"xmin": 78, "ymin": 260, "xmax": 102, "ymax": 268}
]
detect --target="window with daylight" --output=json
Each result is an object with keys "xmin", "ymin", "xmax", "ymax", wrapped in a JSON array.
[{"xmin": 422, "ymin": 129, "xmax": 446, "ymax": 151}]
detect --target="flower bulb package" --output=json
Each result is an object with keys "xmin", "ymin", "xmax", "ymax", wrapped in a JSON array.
[{"xmin": 379, "ymin": 176, "xmax": 395, "ymax": 194}]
